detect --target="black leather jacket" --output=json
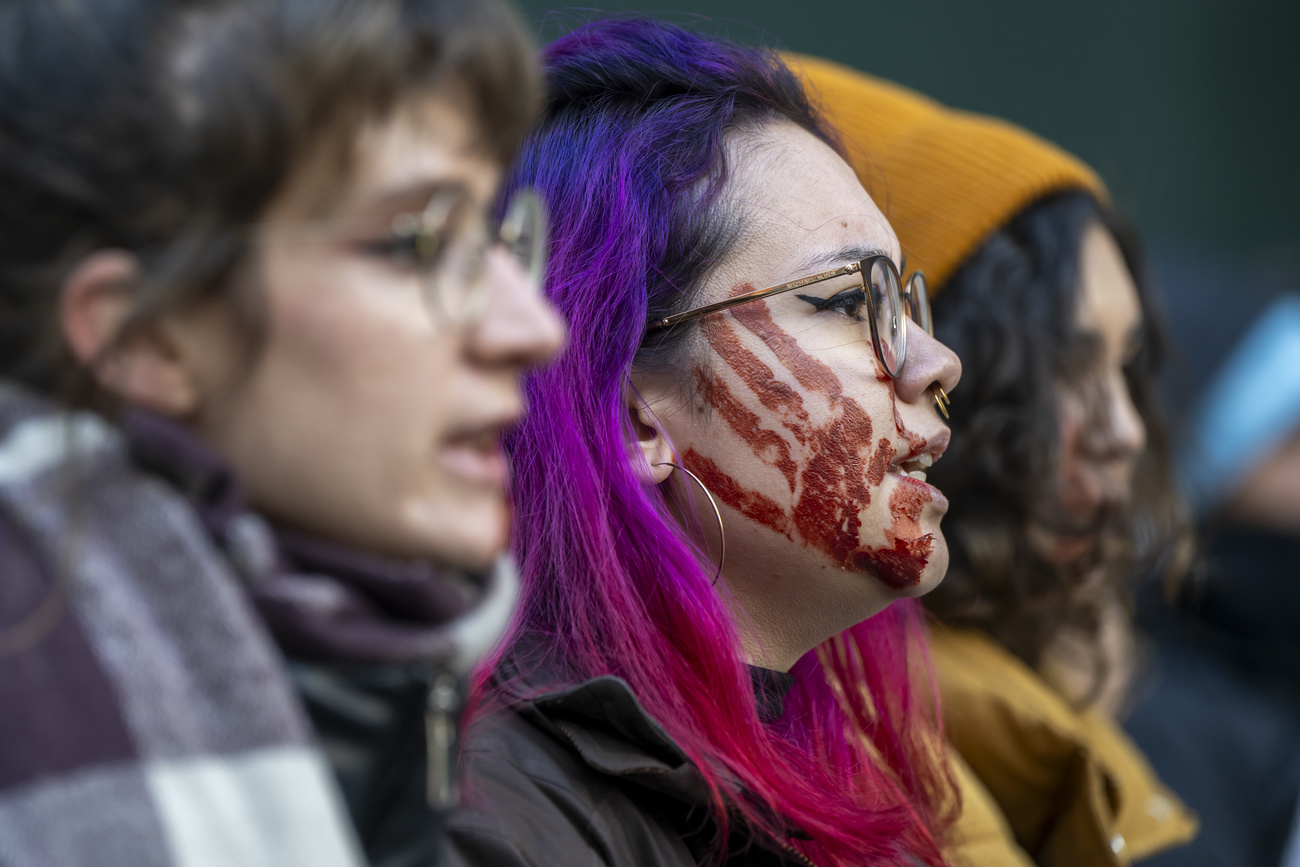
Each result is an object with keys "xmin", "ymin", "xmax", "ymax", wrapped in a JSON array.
[{"xmin": 448, "ymin": 666, "xmax": 815, "ymax": 867}]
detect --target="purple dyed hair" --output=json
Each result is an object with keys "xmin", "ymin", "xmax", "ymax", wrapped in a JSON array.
[{"xmin": 479, "ymin": 19, "xmax": 954, "ymax": 866}]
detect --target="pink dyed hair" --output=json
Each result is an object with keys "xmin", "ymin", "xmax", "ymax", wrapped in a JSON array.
[{"xmin": 475, "ymin": 18, "xmax": 956, "ymax": 867}]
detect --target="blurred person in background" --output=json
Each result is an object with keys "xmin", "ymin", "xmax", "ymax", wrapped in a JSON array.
[
  {"xmin": 794, "ymin": 57, "xmax": 1198, "ymax": 867},
  {"xmin": 449, "ymin": 18, "xmax": 964, "ymax": 867},
  {"xmin": 1123, "ymin": 247, "xmax": 1300, "ymax": 867},
  {"xmin": 0, "ymin": 0, "xmax": 561, "ymax": 865}
]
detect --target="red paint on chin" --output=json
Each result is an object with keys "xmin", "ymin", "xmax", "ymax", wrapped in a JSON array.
[
  {"xmin": 684, "ymin": 449, "xmax": 793, "ymax": 539},
  {"xmin": 854, "ymin": 477, "xmax": 935, "ymax": 589},
  {"xmin": 888, "ymin": 478, "xmax": 929, "ymax": 536}
]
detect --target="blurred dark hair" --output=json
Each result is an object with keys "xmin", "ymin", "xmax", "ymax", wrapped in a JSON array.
[
  {"xmin": 0, "ymin": 0, "xmax": 540, "ymax": 403},
  {"xmin": 924, "ymin": 191, "xmax": 1186, "ymax": 692}
]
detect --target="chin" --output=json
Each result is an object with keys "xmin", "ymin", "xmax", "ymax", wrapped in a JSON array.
[
  {"xmin": 401, "ymin": 495, "xmax": 510, "ymax": 572},
  {"xmin": 440, "ymin": 515, "xmax": 509, "ymax": 572},
  {"xmin": 899, "ymin": 536, "xmax": 948, "ymax": 598},
  {"xmin": 853, "ymin": 493, "xmax": 950, "ymax": 597}
]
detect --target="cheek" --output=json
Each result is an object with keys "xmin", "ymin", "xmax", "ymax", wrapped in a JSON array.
[
  {"xmin": 212, "ymin": 262, "xmax": 457, "ymax": 539},
  {"xmin": 261, "ymin": 259, "xmax": 449, "ymax": 426},
  {"xmin": 1055, "ymin": 396, "xmax": 1104, "ymax": 513},
  {"xmin": 685, "ymin": 305, "xmax": 938, "ymax": 588}
]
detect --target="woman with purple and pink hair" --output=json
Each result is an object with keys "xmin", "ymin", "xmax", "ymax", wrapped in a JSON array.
[{"xmin": 450, "ymin": 18, "xmax": 963, "ymax": 867}]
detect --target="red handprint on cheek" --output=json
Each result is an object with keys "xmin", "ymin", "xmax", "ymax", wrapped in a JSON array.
[{"xmin": 681, "ymin": 296, "xmax": 935, "ymax": 589}]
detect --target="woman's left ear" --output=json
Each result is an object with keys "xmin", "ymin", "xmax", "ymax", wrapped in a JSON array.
[
  {"xmin": 625, "ymin": 381, "xmax": 675, "ymax": 485},
  {"xmin": 60, "ymin": 249, "xmax": 207, "ymax": 417}
]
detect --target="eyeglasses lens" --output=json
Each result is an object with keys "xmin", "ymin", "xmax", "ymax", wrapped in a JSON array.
[
  {"xmin": 417, "ymin": 189, "xmax": 548, "ymax": 327},
  {"xmin": 908, "ymin": 272, "xmax": 933, "ymax": 336},
  {"xmin": 868, "ymin": 258, "xmax": 906, "ymax": 377},
  {"xmin": 412, "ymin": 194, "xmax": 478, "ymax": 323},
  {"xmin": 498, "ymin": 190, "xmax": 547, "ymax": 290}
]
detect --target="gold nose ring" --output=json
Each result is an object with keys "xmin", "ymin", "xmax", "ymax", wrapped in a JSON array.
[{"xmin": 933, "ymin": 386, "xmax": 951, "ymax": 419}]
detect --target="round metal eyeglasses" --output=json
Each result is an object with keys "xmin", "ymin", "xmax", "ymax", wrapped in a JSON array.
[
  {"xmin": 650, "ymin": 254, "xmax": 932, "ymax": 379},
  {"xmin": 391, "ymin": 188, "xmax": 548, "ymax": 326}
]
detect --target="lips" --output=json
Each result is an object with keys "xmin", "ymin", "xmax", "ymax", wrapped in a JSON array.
[
  {"xmin": 441, "ymin": 419, "xmax": 514, "ymax": 488},
  {"xmin": 888, "ymin": 429, "xmax": 950, "ymax": 483},
  {"xmin": 880, "ymin": 429, "xmax": 950, "ymax": 510}
]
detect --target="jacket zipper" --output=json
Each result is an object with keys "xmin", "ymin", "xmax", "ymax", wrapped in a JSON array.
[{"xmin": 425, "ymin": 672, "xmax": 463, "ymax": 809}]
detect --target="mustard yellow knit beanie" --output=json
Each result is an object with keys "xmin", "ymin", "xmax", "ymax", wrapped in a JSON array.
[{"xmin": 785, "ymin": 54, "xmax": 1107, "ymax": 292}]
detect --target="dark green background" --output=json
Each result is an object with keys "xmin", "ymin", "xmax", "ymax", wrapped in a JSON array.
[{"xmin": 514, "ymin": 1, "xmax": 1300, "ymax": 275}]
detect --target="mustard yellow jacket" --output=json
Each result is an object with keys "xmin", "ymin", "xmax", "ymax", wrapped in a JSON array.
[{"xmin": 935, "ymin": 629, "xmax": 1197, "ymax": 867}]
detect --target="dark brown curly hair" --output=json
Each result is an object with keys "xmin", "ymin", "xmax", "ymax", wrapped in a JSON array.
[{"xmin": 924, "ymin": 190, "xmax": 1188, "ymax": 697}]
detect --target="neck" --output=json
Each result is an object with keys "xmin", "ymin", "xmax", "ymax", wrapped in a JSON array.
[{"xmin": 721, "ymin": 566, "xmax": 891, "ymax": 672}]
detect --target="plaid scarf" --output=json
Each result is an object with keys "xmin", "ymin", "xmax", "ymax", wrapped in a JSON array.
[{"xmin": 0, "ymin": 384, "xmax": 365, "ymax": 867}]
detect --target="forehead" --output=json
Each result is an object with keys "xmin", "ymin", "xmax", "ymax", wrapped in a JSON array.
[
  {"xmin": 270, "ymin": 89, "xmax": 501, "ymax": 222},
  {"xmin": 719, "ymin": 121, "xmax": 900, "ymax": 285},
  {"xmin": 348, "ymin": 92, "xmax": 500, "ymax": 206},
  {"xmin": 1076, "ymin": 220, "xmax": 1141, "ymax": 333}
]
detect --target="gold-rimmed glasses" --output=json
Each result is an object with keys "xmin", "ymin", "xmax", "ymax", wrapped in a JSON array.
[{"xmin": 650, "ymin": 254, "xmax": 932, "ymax": 379}]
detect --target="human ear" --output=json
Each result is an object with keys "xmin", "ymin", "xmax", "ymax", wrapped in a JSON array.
[
  {"xmin": 59, "ymin": 250, "xmax": 202, "ymax": 417},
  {"xmin": 625, "ymin": 379, "xmax": 676, "ymax": 485}
]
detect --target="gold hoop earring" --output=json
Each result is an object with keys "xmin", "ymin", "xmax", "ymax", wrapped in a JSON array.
[
  {"xmin": 933, "ymin": 386, "xmax": 951, "ymax": 419},
  {"xmin": 653, "ymin": 461, "xmax": 727, "ymax": 585}
]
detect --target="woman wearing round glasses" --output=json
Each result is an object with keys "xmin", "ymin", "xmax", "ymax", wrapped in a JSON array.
[
  {"xmin": 0, "ymin": 0, "xmax": 562, "ymax": 864},
  {"xmin": 450, "ymin": 18, "xmax": 961, "ymax": 867},
  {"xmin": 794, "ymin": 56, "xmax": 1197, "ymax": 867}
]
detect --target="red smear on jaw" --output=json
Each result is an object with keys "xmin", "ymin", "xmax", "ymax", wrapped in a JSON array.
[{"xmin": 789, "ymin": 398, "xmax": 873, "ymax": 567}]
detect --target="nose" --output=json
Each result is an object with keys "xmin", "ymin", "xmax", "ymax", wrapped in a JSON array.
[
  {"xmin": 466, "ymin": 248, "xmax": 566, "ymax": 368},
  {"xmin": 1102, "ymin": 371, "xmax": 1146, "ymax": 457},
  {"xmin": 896, "ymin": 326, "xmax": 961, "ymax": 407}
]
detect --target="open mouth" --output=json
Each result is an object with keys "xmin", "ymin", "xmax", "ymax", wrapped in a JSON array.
[
  {"xmin": 441, "ymin": 425, "xmax": 509, "ymax": 487},
  {"xmin": 895, "ymin": 452, "xmax": 934, "ymax": 482},
  {"xmin": 449, "ymin": 426, "xmax": 501, "ymax": 454}
]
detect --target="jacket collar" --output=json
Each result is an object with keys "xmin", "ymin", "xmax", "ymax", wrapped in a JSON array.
[
  {"xmin": 512, "ymin": 669, "xmax": 816, "ymax": 864},
  {"xmin": 497, "ymin": 641, "xmax": 797, "ymax": 811}
]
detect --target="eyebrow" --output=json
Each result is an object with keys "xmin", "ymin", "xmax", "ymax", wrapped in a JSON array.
[{"xmin": 793, "ymin": 244, "xmax": 892, "ymax": 275}]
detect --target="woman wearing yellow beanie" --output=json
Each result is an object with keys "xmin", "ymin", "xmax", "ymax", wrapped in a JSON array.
[{"xmin": 787, "ymin": 55, "xmax": 1198, "ymax": 867}]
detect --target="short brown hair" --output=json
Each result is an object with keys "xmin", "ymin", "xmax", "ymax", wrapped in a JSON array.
[{"xmin": 0, "ymin": 0, "xmax": 541, "ymax": 400}]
